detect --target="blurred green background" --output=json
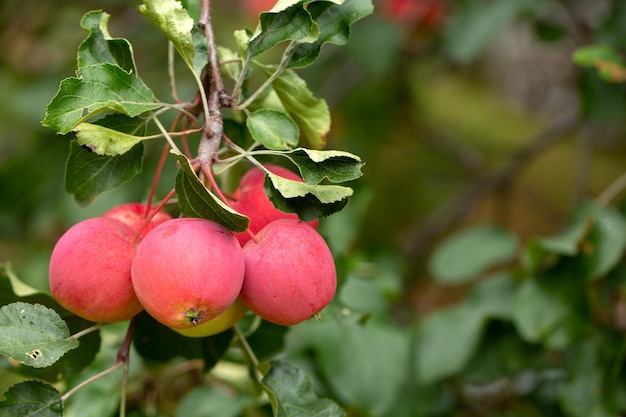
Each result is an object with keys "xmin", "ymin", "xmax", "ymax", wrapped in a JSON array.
[{"xmin": 3, "ymin": 1, "xmax": 626, "ymax": 415}]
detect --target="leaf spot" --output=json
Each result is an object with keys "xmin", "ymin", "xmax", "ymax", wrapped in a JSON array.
[{"xmin": 26, "ymin": 349, "xmax": 43, "ymax": 362}]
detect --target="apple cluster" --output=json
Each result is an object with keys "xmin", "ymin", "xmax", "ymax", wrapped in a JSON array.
[{"xmin": 48, "ymin": 165, "xmax": 337, "ymax": 336}]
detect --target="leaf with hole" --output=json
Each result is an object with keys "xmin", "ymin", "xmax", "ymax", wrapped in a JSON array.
[{"xmin": 0, "ymin": 302, "xmax": 79, "ymax": 368}]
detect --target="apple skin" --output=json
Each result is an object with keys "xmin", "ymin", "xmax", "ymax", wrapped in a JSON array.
[
  {"xmin": 131, "ymin": 218, "xmax": 245, "ymax": 329},
  {"xmin": 103, "ymin": 202, "xmax": 172, "ymax": 240},
  {"xmin": 173, "ymin": 298, "xmax": 247, "ymax": 338},
  {"xmin": 240, "ymin": 218, "xmax": 336, "ymax": 326},
  {"xmin": 48, "ymin": 217, "xmax": 143, "ymax": 323},
  {"xmin": 242, "ymin": 0, "xmax": 277, "ymax": 20},
  {"xmin": 232, "ymin": 165, "xmax": 318, "ymax": 246}
]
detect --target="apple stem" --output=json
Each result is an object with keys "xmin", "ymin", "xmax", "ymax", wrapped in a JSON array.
[
  {"xmin": 146, "ymin": 142, "xmax": 171, "ymax": 213},
  {"xmin": 133, "ymin": 188, "xmax": 177, "ymax": 243},
  {"xmin": 234, "ymin": 324, "xmax": 262, "ymax": 374}
]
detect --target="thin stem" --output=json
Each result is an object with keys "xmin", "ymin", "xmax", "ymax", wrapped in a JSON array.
[
  {"xmin": 67, "ymin": 323, "xmax": 103, "ymax": 340},
  {"xmin": 232, "ymin": 42, "xmax": 297, "ymax": 111},
  {"xmin": 234, "ymin": 324, "xmax": 261, "ymax": 378},
  {"xmin": 151, "ymin": 113, "xmax": 183, "ymax": 155},
  {"xmin": 147, "ymin": 143, "xmax": 172, "ymax": 211},
  {"xmin": 168, "ymin": 41, "xmax": 181, "ymax": 103},
  {"xmin": 597, "ymin": 171, "xmax": 626, "ymax": 206},
  {"xmin": 60, "ymin": 362, "xmax": 122, "ymax": 402}
]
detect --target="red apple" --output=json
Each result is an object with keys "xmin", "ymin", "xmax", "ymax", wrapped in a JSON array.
[
  {"xmin": 49, "ymin": 217, "xmax": 143, "ymax": 323},
  {"xmin": 242, "ymin": 0, "xmax": 277, "ymax": 21},
  {"xmin": 240, "ymin": 218, "xmax": 336, "ymax": 326},
  {"xmin": 131, "ymin": 218, "xmax": 245, "ymax": 329},
  {"xmin": 232, "ymin": 165, "xmax": 318, "ymax": 246},
  {"xmin": 102, "ymin": 202, "xmax": 172, "ymax": 240}
]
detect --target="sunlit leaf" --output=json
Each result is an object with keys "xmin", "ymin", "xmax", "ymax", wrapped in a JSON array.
[
  {"xmin": 573, "ymin": 44, "xmax": 626, "ymax": 83},
  {"xmin": 42, "ymin": 63, "xmax": 160, "ymax": 134},
  {"xmin": 73, "ymin": 122, "xmax": 149, "ymax": 156},
  {"xmin": 247, "ymin": 109, "xmax": 299, "ymax": 150},
  {"xmin": 139, "ymin": 0, "xmax": 196, "ymax": 68},
  {"xmin": 0, "ymin": 380, "xmax": 63, "ymax": 417},
  {"xmin": 0, "ymin": 302, "xmax": 79, "ymax": 368},
  {"xmin": 287, "ymin": 0, "xmax": 374, "ymax": 68},
  {"xmin": 65, "ymin": 141, "xmax": 144, "ymax": 206},
  {"xmin": 285, "ymin": 148, "xmax": 363, "ymax": 183},
  {"xmin": 262, "ymin": 360, "xmax": 345, "ymax": 417},
  {"xmin": 78, "ymin": 10, "xmax": 137, "ymax": 73},
  {"xmin": 173, "ymin": 151, "xmax": 249, "ymax": 232},
  {"xmin": 265, "ymin": 172, "xmax": 351, "ymax": 221}
]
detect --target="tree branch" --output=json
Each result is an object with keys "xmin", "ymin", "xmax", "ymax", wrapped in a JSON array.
[
  {"xmin": 196, "ymin": 0, "xmax": 229, "ymax": 167},
  {"xmin": 402, "ymin": 111, "xmax": 582, "ymax": 257}
]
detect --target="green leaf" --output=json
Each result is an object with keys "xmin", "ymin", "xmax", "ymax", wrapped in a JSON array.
[
  {"xmin": 77, "ymin": 10, "xmax": 137, "ymax": 73},
  {"xmin": 264, "ymin": 68, "xmax": 330, "ymax": 149},
  {"xmin": 584, "ymin": 203, "xmax": 626, "ymax": 279},
  {"xmin": 42, "ymin": 63, "xmax": 160, "ymax": 134},
  {"xmin": 139, "ymin": 0, "xmax": 196, "ymax": 69},
  {"xmin": 284, "ymin": 148, "xmax": 363, "ymax": 184},
  {"xmin": 288, "ymin": 315, "xmax": 409, "ymax": 416},
  {"xmin": 512, "ymin": 260, "xmax": 590, "ymax": 349},
  {"xmin": 265, "ymin": 172, "xmax": 351, "ymax": 221},
  {"xmin": 73, "ymin": 122, "xmax": 149, "ymax": 156},
  {"xmin": 572, "ymin": 44, "xmax": 626, "ymax": 83},
  {"xmin": 0, "ymin": 302, "xmax": 79, "ymax": 368},
  {"xmin": 428, "ymin": 224, "xmax": 518, "ymax": 284},
  {"xmin": 287, "ymin": 0, "xmax": 374, "ymax": 68},
  {"xmin": 249, "ymin": 2, "xmax": 320, "ymax": 58},
  {"xmin": 15, "ymin": 316, "xmax": 101, "ymax": 383},
  {"xmin": 443, "ymin": 0, "xmax": 544, "ymax": 63},
  {"xmin": 0, "ymin": 380, "xmax": 63, "ymax": 417},
  {"xmin": 247, "ymin": 109, "xmax": 299, "ymax": 150},
  {"xmin": 521, "ymin": 210, "xmax": 591, "ymax": 272},
  {"xmin": 173, "ymin": 151, "xmax": 250, "ymax": 232},
  {"xmin": 262, "ymin": 360, "xmax": 345, "ymax": 417},
  {"xmin": 177, "ymin": 386, "xmax": 254, "ymax": 417},
  {"xmin": 65, "ymin": 140, "xmax": 144, "ymax": 206},
  {"xmin": 415, "ymin": 273, "xmax": 515, "ymax": 383}
]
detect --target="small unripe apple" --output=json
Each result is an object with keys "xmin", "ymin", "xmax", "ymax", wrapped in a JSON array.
[
  {"xmin": 232, "ymin": 165, "xmax": 318, "ymax": 245},
  {"xmin": 173, "ymin": 298, "xmax": 247, "ymax": 338},
  {"xmin": 240, "ymin": 219, "xmax": 336, "ymax": 326},
  {"xmin": 49, "ymin": 217, "xmax": 143, "ymax": 323},
  {"xmin": 103, "ymin": 202, "xmax": 172, "ymax": 240},
  {"xmin": 131, "ymin": 218, "xmax": 245, "ymax": 329}
]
